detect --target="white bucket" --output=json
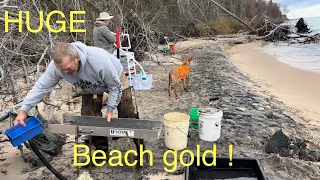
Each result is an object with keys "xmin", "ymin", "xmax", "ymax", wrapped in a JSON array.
[
  {"xmin": 198, "ymin": 107, "xmax": 223, "ymax": 141},
  {"xmin": 163, "ymin": 112, "xmax": 190, "ymax": 150}
]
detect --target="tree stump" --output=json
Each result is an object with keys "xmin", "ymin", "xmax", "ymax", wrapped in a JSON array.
[
  {"xmin": 117, "ymin": 88, "xmax": 136, "ymax": 118},
  {"xmin": 81, "ymin": 94, "xmax": 103, "ymax": 117}
]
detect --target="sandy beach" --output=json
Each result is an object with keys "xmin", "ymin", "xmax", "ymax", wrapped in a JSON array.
[
  {"xmin": 1, "ymin": 38, "xmax": 320, "ymax": 180},
  {"xmin": 227, "ymin": 42, "xmax": 320, "ymax": 126}
]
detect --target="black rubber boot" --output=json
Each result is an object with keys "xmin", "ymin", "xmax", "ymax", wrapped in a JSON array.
[
  {"xmin": 92, "ymin": 136, "xmax": 109, "ymax": 164},
  {"xmin": 79, "ymin": 136, "xmax": 109, "ymax": 168}
]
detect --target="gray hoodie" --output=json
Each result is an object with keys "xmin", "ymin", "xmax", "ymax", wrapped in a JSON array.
[
  {"xmin": 93, "ymin": 21, "xmax": 116, "ymax": 54},
  {"xmin": 20, "ymin": 41, "xmax": 123, "ymax": 113}
]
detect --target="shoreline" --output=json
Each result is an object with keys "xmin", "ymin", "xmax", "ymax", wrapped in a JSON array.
[
  {"xmin": 1, "ymin": 38, "xmax": 320, "ymax": 179},
  {"xmin": 226, "ymin": 41, "xmax": 320, "ymax": 126}
]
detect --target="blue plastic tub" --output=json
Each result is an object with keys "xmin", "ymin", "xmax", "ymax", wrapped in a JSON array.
[{"xmin": 5, "ymin": 116, "xmax": 43, "ymax": 147}]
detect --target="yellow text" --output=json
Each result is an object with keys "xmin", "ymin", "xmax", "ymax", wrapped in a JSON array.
[
  {"xmin": 73, "ymin": 144, "xmax": 152, "ymax": 167},
  {"xmin": 4, "ymin": 10, "xmax": 86, "ymax": 33},
  {"xmin": 163, "ymin": 144, "xmax": 217, "ymax": 173}
]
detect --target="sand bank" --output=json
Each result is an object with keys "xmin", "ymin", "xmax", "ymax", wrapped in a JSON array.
[{"xmin": 227, "ymin": 42, "xmax": 320, "ymax": 126}]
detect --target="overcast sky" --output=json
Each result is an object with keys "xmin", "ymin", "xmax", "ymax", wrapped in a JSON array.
[{"xmin": 274, "ymin": 0, "xmax": 320, "ymax": 19}]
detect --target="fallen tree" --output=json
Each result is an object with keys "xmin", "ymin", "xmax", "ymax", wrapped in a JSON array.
[
  {"xmin": 254, "ymin": 18, "xmax": 319, "ymax": 43},
  {"xmin": 209, "ymin": 0, "xmax": 255, "ymax": 33}
]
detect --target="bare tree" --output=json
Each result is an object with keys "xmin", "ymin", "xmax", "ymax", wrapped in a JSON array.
[{"xmin": 0, "ymin": 0, "xmax": 286, "ymax": 117}]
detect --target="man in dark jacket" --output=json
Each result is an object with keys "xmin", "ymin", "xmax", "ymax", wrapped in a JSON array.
[{"xmin": 93, "ymin": 12, "xmax": 116, "ymax": 54}]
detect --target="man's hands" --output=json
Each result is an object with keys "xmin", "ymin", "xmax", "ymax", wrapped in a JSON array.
[
  {"xmin": 14, "ymin": 110, "xmax": 27, "ymax": 127},
  {"xmin": 105, "ymin": 111, "xmax": 112, "ymax": 122}
]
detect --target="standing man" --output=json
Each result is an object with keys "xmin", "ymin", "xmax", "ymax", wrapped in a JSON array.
[
  {"xmin": 92, "ymin": 11, "xmax": 139, "ymax": 141},
  {"xmin": 13, "ymin": 42, "xmax": 136, "ymax": 158},
  {"xmin": 93, "ymin": 12, "xmax": 116, "ymax": 54}
]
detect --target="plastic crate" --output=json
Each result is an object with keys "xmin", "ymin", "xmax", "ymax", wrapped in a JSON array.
[
  {"xmin": 5, "ymin": 116, "xmax": 43, "ymax": 147},
  {"xmin": 185, "ymin": 156, "xmax": 267, "ymax": 180}
]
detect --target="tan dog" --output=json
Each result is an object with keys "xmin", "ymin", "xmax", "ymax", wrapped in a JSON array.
[{"xmin": 168, "ymin": 56, "xmax": 192, "ymax": 97}]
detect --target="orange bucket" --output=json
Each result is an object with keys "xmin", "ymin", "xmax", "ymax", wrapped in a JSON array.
[{"xmin": 170, "ymin": 45, "xmax": 176, "ymax": 53}]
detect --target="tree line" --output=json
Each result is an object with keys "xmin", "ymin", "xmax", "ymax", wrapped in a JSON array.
[{"xmin": 0, "ymin": 0, "xmax": 286, "ymax": 109}]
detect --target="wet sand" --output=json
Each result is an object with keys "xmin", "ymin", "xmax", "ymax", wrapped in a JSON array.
[{"xmin": 227, "ymin": 42, "xmax": 320, "ymax": 126}]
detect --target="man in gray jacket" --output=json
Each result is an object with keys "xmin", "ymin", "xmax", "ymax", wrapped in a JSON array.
[
  {"xmin": 14, "ymin": 41, "xmax": 123, "ymax": 127},
  {"xmin": 13, "ymin": 42, "xmax": 126, "ymax": 159},
  {"xmin": 93, "ymin": 12, "xmax": 116, "ymax": 54}
]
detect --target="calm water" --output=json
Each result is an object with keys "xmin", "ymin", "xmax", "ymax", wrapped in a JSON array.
[{"xmin": 257, "ymin": 16, "xmax": 320, "ymax": 73}]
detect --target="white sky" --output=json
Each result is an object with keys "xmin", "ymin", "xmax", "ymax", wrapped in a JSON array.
[
  {"xmin": 287, "ymin": 4, "xmax": 320, "ymax": 19},
  {"xmin": 274, "ymin": 0, "xmax": 320, "ymax": 19}
]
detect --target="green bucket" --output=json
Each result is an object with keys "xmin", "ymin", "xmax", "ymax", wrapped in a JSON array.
[
  {"xmin": 189, "ymin": 108, "xmax": 199, "ymax": 128},
  {"xmin": 163, "ymin": 45, "xmax": 170, "ymax": 51}
]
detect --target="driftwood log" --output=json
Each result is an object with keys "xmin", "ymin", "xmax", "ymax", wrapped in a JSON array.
[
  {"xmin": 0, "ymin": 109, "xmax": 10, "ymax": 122},
  {"xmin": 254, "ymin": 18, "xmax": 320, "ymax": 43}
]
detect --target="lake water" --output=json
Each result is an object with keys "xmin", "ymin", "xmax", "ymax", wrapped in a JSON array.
[{"xmin": 256, "ymin": 16, "xmax": 320, "ymax": 73}]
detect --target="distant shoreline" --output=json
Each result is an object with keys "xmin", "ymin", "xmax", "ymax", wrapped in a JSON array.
[
  {"xmin": 257, "ymin": 42, "xmax": 320, "ymax": 73},
  {"xmin": 227, "ymin": 41, "xmax": 320, "ymax": 126}
]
